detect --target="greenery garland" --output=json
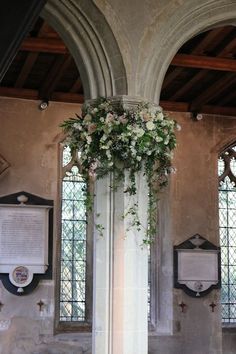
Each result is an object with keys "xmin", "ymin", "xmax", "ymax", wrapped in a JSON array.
[{"xmin": 61, "ymin": 97, "xmax": 178, "ymax": 244}]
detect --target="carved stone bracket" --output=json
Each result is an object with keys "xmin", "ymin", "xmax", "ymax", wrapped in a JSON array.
[{"xmin": 0, "ymin": 154, "xmax": 10, "ymax": 176}]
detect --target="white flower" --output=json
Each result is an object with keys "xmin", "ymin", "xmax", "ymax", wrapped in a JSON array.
[
  {"xmin": 164, "ymin": 136, "xmax": 170, "ymax": 145},
  {"xmin": 176, "ymin": 123, "xmax": 181, "ymax": 131},
  {"xmin": 86, "ymin": 135, "xmax": 92, "ymax": 144},
  {"xmin": 146, "ymin": 121, "xmax": 155, "ymax": 130},
  {"xmin": 156, "ymin": 112, "xmax": 164, "ymax": 120},
  {"xmin": 105, "ymin": 112, "xmax": 114, "ymax": 123},
  {"xmin": 92, "ymin": 107, "xmax": 98, "ymax": 113},
  {"xmin": 149, "ymin": 106, "xmax": 158, "ymax": 115},
  {"xmin": 99, "ymin": 103, "xmax": 106, "ymax": 109},
  {"xmin": 155, "ymin": 136, "xmax": 163, "ymax": 142},
  {"xmin": 73, "ymin": 122, "xmax": 81, "ymax": 129},
  {"xmin": 84, "ymin": 114, "xmax": 92, "ymax": 122},
  {"xmin": 100, "ymin": 117, "xmax": 105, "ymax": 123},
  {"xmin": 106, "ymin": 150, "xmax": 112, "ymax": 159},
  {"xmin": 136, "ymin": 156, "xmax": 142, "ymax": 161},
  {"xmin": 101, "ymin": 134, "xmax": 107, "ymax": 142},
  {"xmin": 133, "ymin": 127, "xmax": 145, "ymax": 137}
]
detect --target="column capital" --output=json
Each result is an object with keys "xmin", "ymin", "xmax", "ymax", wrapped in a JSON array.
[{"xmin": 85, "ymin": 95, "xmax": 161, "ymax": 111}]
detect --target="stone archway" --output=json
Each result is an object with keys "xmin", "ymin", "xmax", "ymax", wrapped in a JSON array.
[
  {"xmin": 42, "ymin": 0, "xmax": 127, "ymax": 100},
  {"xmin": 138, "ymin": 0, "xmax": 236, "ymax": 103}
]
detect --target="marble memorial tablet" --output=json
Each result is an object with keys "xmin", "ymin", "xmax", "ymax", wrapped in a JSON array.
[
  {"xmin": 178, "ymin": 249, "xmax": 218, "ymax": 282},
  {"xmin": 0, "ymin": 204, "xmax": 50, "ymax": 273}
]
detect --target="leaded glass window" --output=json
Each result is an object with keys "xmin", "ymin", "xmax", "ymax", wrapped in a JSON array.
[
  {"xmin": 219, "ymin": 146, "xmax": 236, "ymax": 323},
  {"xmin": 59, "ymin": 145, "xmax": 92, "ymax": 324}
]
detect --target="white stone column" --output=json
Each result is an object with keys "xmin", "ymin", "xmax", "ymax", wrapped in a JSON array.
[{"xmin": 92, "ymin": 171, "xmax": 148, "ymax": 354}]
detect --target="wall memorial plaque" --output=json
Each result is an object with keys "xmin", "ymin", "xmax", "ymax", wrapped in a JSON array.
[
  {"xmin": 174, "ymin": 234, "xmax": 221, "ymax": 297},
  {"xmin": 0, "ymin": 191, "xmax": 53, "ymax": 295}
]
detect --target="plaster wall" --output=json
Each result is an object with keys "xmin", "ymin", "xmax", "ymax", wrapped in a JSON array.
[
  {"xmin": 0, "ymin": 97, "xmax": 93, "ymax": 354},
  {"xmin": 0, "ymin": 97, "xmax": 235, "ymax": 353},
  {"xmin": 156, "ymin": 111, "xmax": 236, "ymax": 354}
]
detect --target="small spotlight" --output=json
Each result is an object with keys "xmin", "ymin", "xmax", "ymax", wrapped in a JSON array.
[
  {"xmin": 196, "ymin": 113, "xmax": 203, "ymax": 121},
  {"xmin": 192, "ymin": 112, "xmax": 203, "ymax": 121},
  {"xmin": 39, "ymin": 100, "xmax": 49, "ymax": 110}
]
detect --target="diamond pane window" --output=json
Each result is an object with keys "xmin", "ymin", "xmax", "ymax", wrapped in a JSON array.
[
  {"xmin": 59, "ymin": 146, "xmax": 89, "ymax": 322},
  {"xmin": 219, "ymin": 146, "xmax": 236, "ymax": 323}
]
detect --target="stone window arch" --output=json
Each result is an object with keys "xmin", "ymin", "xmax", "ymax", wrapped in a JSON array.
[
  {"xmin": 56, "ymin": 143, "xmax": 93, "ymax": 331},
  {"xmin": 218, "ymin": 144, "xmax": 236, "ymax": 323}
]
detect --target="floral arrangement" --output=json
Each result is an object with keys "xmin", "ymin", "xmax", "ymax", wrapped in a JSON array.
[{"xmin": 61, "ymin": 97, "xmax": 178, "ymax": 243}]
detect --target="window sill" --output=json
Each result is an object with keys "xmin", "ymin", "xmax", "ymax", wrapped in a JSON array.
[
  {"xmin": 55, "ymin": 321, "xmax": 92, "ymax": 334},
  {"xmin": 222, "ymin": 324, "xmax": 236, "ymax": 332}
]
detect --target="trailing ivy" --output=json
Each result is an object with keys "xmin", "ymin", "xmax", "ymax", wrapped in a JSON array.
[{"xmin": 61, "ymin": 97, "xmax": 179, "ymax": 244}]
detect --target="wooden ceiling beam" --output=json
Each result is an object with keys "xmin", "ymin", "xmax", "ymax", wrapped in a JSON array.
[
  {"xmin": 52, "ymin": 92, "xmax": 84, "ymax": 103},
  {"xmin": 0, "ymin": 86, "xmax": 84, "ymax": 103},
  {"xmin": 190, "ymin": 73, "xmax": 236, "ymax": 110},
  {"xmin": 170, "ymin": 70, "xmax": 208, "ymax": 101},
  {"xmin": 202, "ymin": 105, "xmax": 236, "ymax": 117},
  {"xmin": 160, "ymin": 100, "xmax": 190, "ymax": 112},
  {"xmin": 14, "ymin": 52, "xmax": 38, "ymax": 88},
  {"xmin": 0, "ymin": 87, "xmax": 38, "ymax": 100},
  {"xmin": 39, "ymin": 54, "xmax": 72, "ymax": 99},
  {"xmin": 70, "ymin": 78, "xmax": 82, "ymax": 93},
  {"xmin": 160, "ymin": 100, "xmax": 236, "ymax": 117},
  {"xmin": 191, "ymin": 27, "xmax": 230, "ymax": 55},
  {"xmin": 218, "ymin": 38, "xmax": 236, "ymax": 58},
  {"xmin": 192, "ymin": 76, "xmax": 235, "ymax": 109},
  {"xmin": 171, "ymin": 54, "xmax": 236, "ymax": 72},
  {"xmin": 20, "ymin": 37, "xmax": 67, "ymax": 54},
  {"xmin": 218, "ymin": 90, "xmax": 236, "ymax": 106},
  {"xmin": 161, "ymin": 67, "xmax": 184, "ymax": 90},
  {"xmin": 0, "ymin": 88, "xmax": 234, "ymax": 116}
]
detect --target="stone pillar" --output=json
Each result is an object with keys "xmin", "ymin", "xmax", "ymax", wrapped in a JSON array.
[{"xmin": 92, "ymin": 170, "xmax": 148, "ymax": 354}]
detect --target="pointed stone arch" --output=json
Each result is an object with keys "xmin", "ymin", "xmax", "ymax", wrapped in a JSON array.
[
  {"xmin": 42, "ymin": 0, "xmax": 127, "ymax": 100},
  {"xmin": 138, "ymin": 0, "xmax": 236, "ymax": 103},
  {"xmin": 0, "ymin": 154, "xmax": 10, "ymax": 176}
]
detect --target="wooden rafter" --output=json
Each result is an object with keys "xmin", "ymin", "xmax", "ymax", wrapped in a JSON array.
[
  {"xmin": 190, "ymin": 72, "xmax": 236, "ymax": 110},
  {"xmin": 70, "ymin": 78, "xmax": 82, "ymax": 93},
  {"xmin": 160, "ymin": 100, "xmax": 189, "ymax": 112},
  {"xmin": 171, "ymin": 54, "xmax": 236, "ymax": 72},
  {"xmin": 20, "ymin": 37, "xmax": 67, "ymax": 54},
  {"xmin": 170, "ymin": 70, "xmax": 208, "ymax": 101},
  {"xmin": 0, "ymin": 87, "xmax": 38, "ymax": 99},
  {"xmin": 0, "ymin": 87, "xmax": 84, "ymax": 104},
  {"xmin": 218, "ymin": 38, "xmax": 236, "ymax": 58},
  {"xmin": 161, "ymin": 67, "xmax": 184, "ymax": 90},
  {"xmin": 39, "ymin": 54, "xmax": 72, "ymax": 99},
  {"xmin": 52, "ymin": 92, "xmax": 84, "ymax": 103},
  {"xmin": 160, "ymin": 100, "xmax": 236, "ymax": 117},
  {"xmin": 218, "ymin": 90, "xmax": 236, "ymax": 106},
  {"xmin": 14, "ymin": 52, "xmax": 38, "ymax": 88},
  {"xmin": 190, "ymin": 27, "xmax": 230, "ymax": 55}
]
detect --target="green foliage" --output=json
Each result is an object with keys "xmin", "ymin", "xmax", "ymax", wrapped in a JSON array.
[{"xmin": 61, "ymin": 97, "xmax": 179, "ymax": 244}]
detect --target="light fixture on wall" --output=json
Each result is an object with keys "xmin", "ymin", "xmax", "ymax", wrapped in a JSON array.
[
  {"xmin": 38, "ymin": 100, "xmax": 49, "ymax": 111},
  {"xmin": 192, "ymin": 111, "xmax": 203, "ymax": 121}
]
